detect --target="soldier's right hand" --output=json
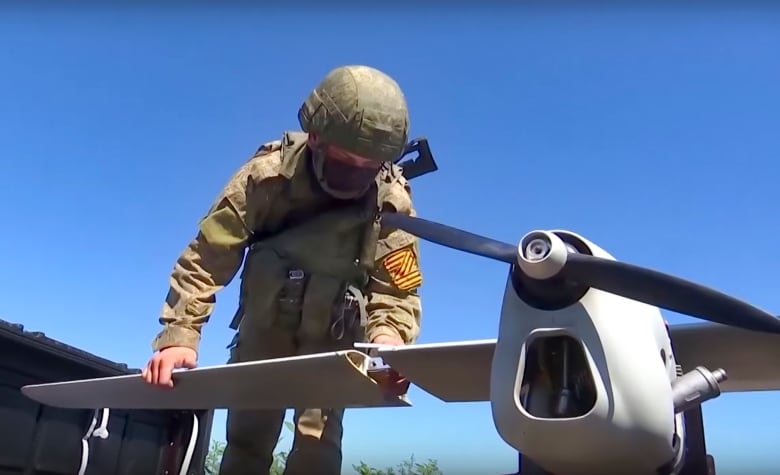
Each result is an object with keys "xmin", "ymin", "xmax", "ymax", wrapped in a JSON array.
[{"xmin": 141, "ymin": 346, "xmax": 198, "ymax": 388}]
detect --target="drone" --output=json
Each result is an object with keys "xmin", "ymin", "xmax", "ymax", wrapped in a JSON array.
[{"xmin": 21, "ymin": 139, "xmax": 780, "ymax": 475}]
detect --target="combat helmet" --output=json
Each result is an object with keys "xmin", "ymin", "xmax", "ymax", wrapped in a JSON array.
[{"xmin": 298, "ymin": 65, "xmax": 410, "ymax": 163}]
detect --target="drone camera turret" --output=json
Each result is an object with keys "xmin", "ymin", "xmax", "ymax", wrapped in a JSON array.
[{"xmin": 519, "ymin": 332, "xmax": 598, "ymax": 419}]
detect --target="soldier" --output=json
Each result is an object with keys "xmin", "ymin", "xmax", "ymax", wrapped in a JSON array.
[{"xmin": 141, "ymin": 65, "xmax": 423, "ymax": 475}]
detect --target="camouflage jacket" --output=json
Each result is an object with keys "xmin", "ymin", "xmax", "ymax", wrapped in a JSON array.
[{"xmin": 150, "ymin": 131, "xmax": 423, "ymax": 353}]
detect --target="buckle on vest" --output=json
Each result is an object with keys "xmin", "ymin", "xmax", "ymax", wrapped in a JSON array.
[
  {"xmin": 276, "ymin": 269, "xmax": 306, "ymax": 331},
  {"xmin": 329, "ymin": 286, "xmax": 366, "ymax": 341}
]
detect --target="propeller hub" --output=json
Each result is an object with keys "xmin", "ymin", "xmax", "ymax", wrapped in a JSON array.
[
  {"xmin": 517, "ymin": 231, "xmax": 570, "ymax": 280},
  {"xmin": 524, "ymin": 238, "xmax": 551, "ymax": 262}
]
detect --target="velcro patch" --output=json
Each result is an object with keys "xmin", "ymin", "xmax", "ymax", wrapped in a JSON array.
[{"xmin": 382, "ymin": 247, "xmax": 422, "ymax": 291}]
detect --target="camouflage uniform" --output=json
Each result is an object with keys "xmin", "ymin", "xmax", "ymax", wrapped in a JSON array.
[{"xmin": 150, "ymin": 66, "xmax": 423, "ymax": 475}]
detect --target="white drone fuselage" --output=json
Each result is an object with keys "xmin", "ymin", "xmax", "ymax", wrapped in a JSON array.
[{"xmin": 490, "ymin": 230, "xmax": 685, "ymax": 475}]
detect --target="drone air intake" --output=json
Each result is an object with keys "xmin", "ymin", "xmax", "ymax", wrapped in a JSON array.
[{"xmin": 381, "ymin": 212, "xmax": 780, "ymax": 334}]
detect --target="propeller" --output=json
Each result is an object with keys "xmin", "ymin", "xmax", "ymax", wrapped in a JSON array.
[{"xmin": 381, "ymin": 212, "xmax": 780, "ymax": 334}]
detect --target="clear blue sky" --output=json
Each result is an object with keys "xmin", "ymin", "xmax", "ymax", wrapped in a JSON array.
[{"xmin": 1, "ymin": 3, "xmax": 779, "ymax": 474}]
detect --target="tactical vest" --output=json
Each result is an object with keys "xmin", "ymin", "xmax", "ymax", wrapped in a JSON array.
[{"xmin": 228, "ymin": 131, "xmax": 404, "ymax": 343}]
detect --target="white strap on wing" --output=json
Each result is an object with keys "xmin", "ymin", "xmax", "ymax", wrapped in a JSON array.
[
  {"xmin": 78, "ymin": 408, "xmax": 110, "ymax": 475},
  {"xmin": 178, "ymin": 412, "xmax": 200, "ymax": 475},
  {"xmin": 75, "ymin": 407, "xmax": 199, "ymax": 475}
]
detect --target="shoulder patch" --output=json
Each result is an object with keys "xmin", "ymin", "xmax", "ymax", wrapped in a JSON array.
[{"xmin": 382, "ymin": 246, "xmax": 422, "ymax": 291}]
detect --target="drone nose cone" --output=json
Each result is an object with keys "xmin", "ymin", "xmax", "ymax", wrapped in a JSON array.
[{"xmin": 517, "ymin": 231, "xmax": 570, "ymax": 280}]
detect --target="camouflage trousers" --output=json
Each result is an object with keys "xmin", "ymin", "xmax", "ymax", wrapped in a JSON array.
[{"xmin": 218, "ymin": 325, "xmax": 354, "ymax": 475}]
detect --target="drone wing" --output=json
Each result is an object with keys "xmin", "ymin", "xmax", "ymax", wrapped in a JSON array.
[
  {"xmin": 377, "ymin": 323, "xmax": 780, "ymax": 401},
  {"xmin": 670, "ymin": 323, "xmax": 780, "ymax": 392},
  {"xmin": 21, "ymin": 350, "xmax": 411, "ymax": 410},
  {"xmin": 377, "ymin": 339, "xmax": 494, "ymax": 402}
]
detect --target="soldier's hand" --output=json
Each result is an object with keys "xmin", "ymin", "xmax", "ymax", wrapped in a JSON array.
[
  {"xmin": 372, "ymin": 333, "xmax": 404, "ymax": 346},
  {"xmin": 141, "ymin": 346, "xmax": 198, "ymax": 388}
]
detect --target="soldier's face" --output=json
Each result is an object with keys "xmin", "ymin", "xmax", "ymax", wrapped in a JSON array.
[{"xmin": 309, "ymin": 135, "xmax": 383, "ymax": 197}]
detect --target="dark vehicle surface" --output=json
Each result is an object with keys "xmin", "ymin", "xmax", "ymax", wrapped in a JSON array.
[{"xmin": 0, "ymin": 318, "xmax": 214, "ymax": 475}]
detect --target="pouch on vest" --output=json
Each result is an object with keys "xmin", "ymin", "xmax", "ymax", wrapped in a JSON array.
[
  {"xmin": 233, "ymin": 246, "xmax": 294, "ymax": 331},
  {"xmin": 231, "ymin": 207, "xmax": 372, "ymax": 334},
  {"xmin": 298, "ymin": 272, "xmax": 343, "ymax": 342}
]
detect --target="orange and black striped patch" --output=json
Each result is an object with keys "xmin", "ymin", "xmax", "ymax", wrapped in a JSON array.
[{"xmin": 382, "ymin": 247, "xmax": 422, "ymax": 291}]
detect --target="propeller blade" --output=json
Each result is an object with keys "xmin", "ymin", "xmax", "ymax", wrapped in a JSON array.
[
  {"xmin": 381, "ymin": 211, "xmax": 780, "ymax": 334},
  {"xmin": 380, "ymin": 212, "xmax": 516, "ymax": 264},
  {"xmin": 560, "ymin": 253, "xmax": 780, "ymax": 334}
]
